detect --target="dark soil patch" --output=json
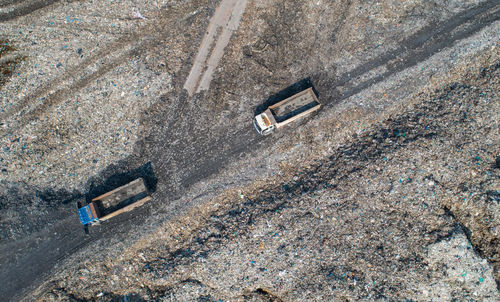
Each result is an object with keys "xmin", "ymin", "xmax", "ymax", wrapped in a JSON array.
[{"xmin": 0, "ymin": 39, "xmax": 25, "ymax": 88}]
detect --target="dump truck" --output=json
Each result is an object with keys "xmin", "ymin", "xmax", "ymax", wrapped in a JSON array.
[
  {"xmin": 253, "ymin": 87, "xmax": 321, "ymax": 135},
  {"xmin": 77, "ymin": 178, "xmax": 151, "ymax": 228}
]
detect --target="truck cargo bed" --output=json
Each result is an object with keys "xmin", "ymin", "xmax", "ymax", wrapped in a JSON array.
[
  {"xmin": 268, "ymin": 88, "xmax": 319, "ymax": 122},
  {"xmin": 92, "ymin": 178, "xmax": 149, "ymax": 216}
]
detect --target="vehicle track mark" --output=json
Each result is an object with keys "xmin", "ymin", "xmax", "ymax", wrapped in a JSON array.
[
  {"xmin": 1, "ymin": 2, "xmax": 499, "ymax": 301},
  {"xmin": 183, "ymin": 0, "xmax": 248, "ymax": 96},
  {"xmin": 0, "ymin": 0, "xmax": 60, "ymax": 22},
  {"xmin": 327, "ymin": 0, "xmax": 500, "ymax": 104},
  {"xmin": 0, "ymin": 4, "xmax": 205, "ymax": 137}
]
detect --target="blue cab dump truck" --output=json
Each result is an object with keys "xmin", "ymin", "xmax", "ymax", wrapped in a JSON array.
[{"xmin": 77, "ymin": 178, "xmax": 151, "ymax": 227}]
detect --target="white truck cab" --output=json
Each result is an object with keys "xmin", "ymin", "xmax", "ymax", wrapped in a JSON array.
[{"xmin": 253, "ymin": 109, "xmax": 277, "ymax": 135}]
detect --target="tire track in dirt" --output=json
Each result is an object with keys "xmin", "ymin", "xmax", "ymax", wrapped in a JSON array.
[
  {"xmin": 0, "ymin": 0, "xmax": 60, "ymax": 22},
  {"xmin": 325, "ymin": 0, "xmax": 500, "ymax": 104},
  {"xmin": 1, "ymin": 2, "xmax": 499, "ymax": 301},
  {"xmin": 0, "ymin": 3, "xmax": 207, "ymax": 137},
  {"xmin": 183, "ymin": 0, "xmax": 248, "ymax": 96}
]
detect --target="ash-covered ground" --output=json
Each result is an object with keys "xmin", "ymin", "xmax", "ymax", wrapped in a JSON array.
[{"xmin": 0, "ymin": 0, "xmax": 499, "ymax": 301}]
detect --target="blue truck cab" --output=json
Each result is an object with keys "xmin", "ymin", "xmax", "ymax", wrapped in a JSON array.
[{"xmin": 77, "ymin": 202, "xmax": 100, "ymax": 225}]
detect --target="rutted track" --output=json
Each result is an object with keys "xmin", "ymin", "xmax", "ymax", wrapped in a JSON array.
[
  {"xmin": 325, "ymin": 0, "xmax": 500, "ymax": 104},
  {"xmin": 0, "ymin": 1, "xmax": 499, "ymax": 301},
  {"xmin": 0, "ymin": 0, "xmax": 60, "ymax": 22},
  {"xmin": 0, "ymin": 2, "xmax": 208, "ymax": 136},
  {"xmin": 183, "ymin": 0, "xmax": 249, "ymax": 95}
]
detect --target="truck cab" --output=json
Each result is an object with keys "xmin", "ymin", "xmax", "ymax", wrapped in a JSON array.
[
  {"xmin": 77, "ymin": 202, "xmax": 100, "ymax": 225},
  {"xmin": 253, "ymin": 109, "xmax": 276, "ymax": 135}
]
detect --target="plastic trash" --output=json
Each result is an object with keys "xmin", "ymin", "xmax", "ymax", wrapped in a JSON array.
[{"xmin": 131, "ymin": 11, "xmax": 146, "ymax": 20}]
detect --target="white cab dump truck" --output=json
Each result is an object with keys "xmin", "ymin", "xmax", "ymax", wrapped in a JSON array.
[
  {"xmin": 77, "ymin": 178, "xmax": 151, "ymax": 228},
  {"xmin": 253, "ymin": 87, "xmax": 321, "ymax": 135}
]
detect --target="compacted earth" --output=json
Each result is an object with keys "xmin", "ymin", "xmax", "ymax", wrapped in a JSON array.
[{"xmin": 0, "ymin": 0, "xmax": 498, "ymax": 301}]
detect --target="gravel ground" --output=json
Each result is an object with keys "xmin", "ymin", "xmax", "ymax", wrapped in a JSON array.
[
  {"xmin": 0, "ymin": 0, "xmax": 206, "ymax": 190},
  {"xmin": 0, "ymin": 0, "xmax": 498, "ymax": 300},
  {"xmin": 0, "ymin": 0, "xmax": 495, "ymax": 191},
  {"xmin": 35, "ymin": 48, "xmax": 499, "ymax": 301}
]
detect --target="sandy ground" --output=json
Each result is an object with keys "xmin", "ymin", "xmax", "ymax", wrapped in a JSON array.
[{"xmin": 0, "ymin": 0, "xmax": 499, "ymax": 301}]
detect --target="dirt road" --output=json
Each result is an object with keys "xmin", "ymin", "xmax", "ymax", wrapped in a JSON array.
[{"xmin": 0, "ymin": 0, "xmax": 499, "ymax": 300}]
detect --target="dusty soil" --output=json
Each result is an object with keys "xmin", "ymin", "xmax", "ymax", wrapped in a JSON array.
[
  {"xmin": 37, "ymin": 52, "xmax": 500, "ymax": 302},
  {"xmin": 0, "ymin": 0, "xmax": 498, "ymax": 301}
]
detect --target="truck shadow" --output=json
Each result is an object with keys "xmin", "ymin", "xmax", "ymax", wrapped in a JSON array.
[{"xmin": 253, "ymin": 77, "xmax": 319, "ymax": 116}]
